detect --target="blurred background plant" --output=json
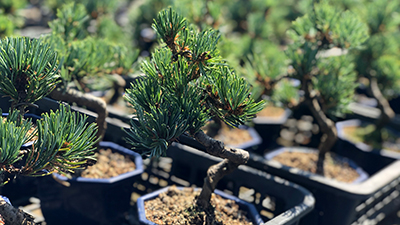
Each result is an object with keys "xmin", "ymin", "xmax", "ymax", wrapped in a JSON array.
[
  {"xmin": 350, "ymin": 0, "xmax": 400, "ymax": 142},
  {"xmin": 0, "ymin": 36, "xmax": 98, "ymax": 224},
  {"xmin": 282, "ymin": 0, "xmax": 369, "ymax": 174},
  {"xmin": 1, "ymin": 0, "xmax": 400, "ymax": 149},
  {"xmin": 0, "ymin": 0, "xmax": 28, "ymax": 38},
  {"xmin": 38, "ymin": 2, "xmax": 140, "ymax": 139}
]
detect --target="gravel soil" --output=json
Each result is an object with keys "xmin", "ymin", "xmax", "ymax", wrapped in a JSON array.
[
  {"xmin": 144, "ymin": 186, "xmax": 254, "ymax": 225},
  {"xmin": 273, "ymin": 151, "xmax": 361, "ymax": 183},
  {"xmin": 81, "ymin": 148, "xmax": 136, "ymax": 179}
]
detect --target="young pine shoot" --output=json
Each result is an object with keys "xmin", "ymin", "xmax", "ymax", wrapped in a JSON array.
[
  {"xmin": 124, "ymin": 8, "xmax": 264, "ymax": 215},
  {"xmin": 0, "ymin": 36, "xmax": 98, "ymax": 225}
]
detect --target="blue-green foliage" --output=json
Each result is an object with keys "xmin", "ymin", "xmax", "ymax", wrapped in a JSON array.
[
  {"xmin": 285, "ymin": 0, "xmax": 368, "ymax": 118},
  {"xmin": 0, "ymin": 37, "xmax": 60, "ymax": 105},
  {"xmin": 0, "ymin": 111, "xmax": 33, "ymax": 178},
  {"xmin": 313, "ymin": 55, "xmax": 358, "ymax": 118},
  {"xmin": 353, "ymin": 0, "xmax": 400, "ymax": 100},
  {"xmin": 124, "ymin": 9, "xmax": 264, "ymax": 157}
]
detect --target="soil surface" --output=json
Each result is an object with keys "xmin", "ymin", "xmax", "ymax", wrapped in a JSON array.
[
  {"xmin": 144, "ymin": 186, "xmax": 254, "ymax": 225},
  {"xmin": 272, "ymin": 151, "xmax": 360, "ymax": 183},
  {"xmin": 204, "ymin": 122, "xmax": 253, "ymax": 147},
  {"xmin": 257, "ymin": 105, "xmax": 285, "ymax": 118},
  {"xmin": 81, "ymin": 148, "xmax": 136, "ymax": 179},
  {"xmin": 342, "ymin": 125, "xmax": 400, "ymax": 153}
]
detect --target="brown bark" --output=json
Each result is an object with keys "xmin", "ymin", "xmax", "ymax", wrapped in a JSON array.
[
  {"xmin": 103, "ymin": 74, "xmax": 126, "ymax": 105},
  {"xmin": 368, "ymin": 78, "xmax": 395, "ymax": 131},
  {"xmin": 49, "ymin": 88, "xmax": 108, "ymax": 141},
  {"xmin": 193, "ymin": 130, "xmax": 249, "ymax": 209},
  {"xmin": 0, "ymin": 197, "xmax": 36, "ymax": 225},
  {"xmin": 306, "ymin": 97, "xmax": 337, "ymax": 175}
]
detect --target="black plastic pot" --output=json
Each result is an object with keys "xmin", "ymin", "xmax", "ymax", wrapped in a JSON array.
[
  {"xmin": 137, "ymin": 186, "xmax": 263, "ymax": 225},
  {"xmin": 244, "ymin": 143, "xmax": 400, "ymax": 225},
  {"xmin": 252, "ymin": 108, "xmax": 292, "ymax": 153},
  {"xmin": 222, "ymin": 125, "xmax": 262, "ymax": 151},
  {"xmin": 264, "ymin": 147, "xmax": 369, "ymax": 183},
  {"xmin": 37, "ymin": 141, "xmax": 144, "ymax": 225},
  {"xmin": 159, "ymin": 143, "xmax": 315, "ymax": 225},
  {"xmin": 337, "ymin": 119, "xmax": 400, "ymax": 159},
  {"xmin": 346, "ymin": 102, "xmax": 400, "ymax": 131}
]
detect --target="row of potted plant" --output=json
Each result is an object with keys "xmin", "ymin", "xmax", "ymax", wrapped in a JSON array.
[
  {"xmin": 0, "ymin": 7, "xmax": 297, "ymax": 225},
  {"xmin": 1, "ymin": 1, "xmax": 400, "ymax": 225}
]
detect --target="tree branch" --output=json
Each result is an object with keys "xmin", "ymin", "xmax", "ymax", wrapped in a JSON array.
[
  {"xmin": 368, "ymin": 77, "xmax": 395, "ymax": 131},
  {"xmin": 193, "ymin": 130, "xmax": 249, "ymax": 165},
  {"xmin": 103, "ymin": 74, "xmax": 126, "ymax": 105},
  {"xmin": 196, "ymin": 159, "xmax": 239, "ymax": 209},
  {"xmin": 305, "ymin": 97, "xmax": 337, "ymax": 175},
  {"xmin": 193, "ymin": 130, "xmax": 249, "ymax": 209},
  {"xmin": 0, "ymin": 197, "xmax": 36, "ymax": 225}
]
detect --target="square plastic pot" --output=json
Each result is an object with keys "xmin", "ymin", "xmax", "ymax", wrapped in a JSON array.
[
  {"xmin": 160, "ymin": 143, "xmax": 315, "ymax": 225},
  {"xmin": 37, "ymin": 141, "xmax": 143, "ymax": 225},
  {"xmin": 337, "ymin": 119, "xmax": 400, "ymax": 159},
  {"xmin": 226, "ymin": 125, "xmax": 262, "ymax": 150},
  {"xmin": 264, "ymin": 147, "xmax": 369, "ymax": 184},
  {"xmin": 137, "ymin": 186, "xmax": 263, "ymax": 225},
  {"xmin": 245, "ymin": 143, "xmax": 400, "ymax": 225}
]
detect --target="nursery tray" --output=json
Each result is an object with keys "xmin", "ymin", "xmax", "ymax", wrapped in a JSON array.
[
  {"xmin": 132, "ymin": 142, "xmax": 315, "ymax": 225},
  {"xmin": 137, "ymin": 186, "xmax": 263, "ymax": 225},
  {"xmin": 177, "ymin": 131, "xmax": 400, "ymax": 225},
  {"xmin": 264, "ymin": 147, "xmax": 369, "ymax": 184},
  {"xmin": 246, "ymin": 145, "xmax": 400, "ymax": 225},
  {"xmin": 1, "ymin": 95, "xmax": 314, "ymax": 224}
]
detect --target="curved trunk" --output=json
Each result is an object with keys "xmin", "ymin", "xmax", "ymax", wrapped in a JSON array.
[
  {"xmin": 306, "ymin": 98, "xmax": 337, "ymax": 175},
  {"xmin": 0, "ymin": 197, "xmax": 35, "ymax": 225},
  {"xmin": 193, "ymin": 130, "xmax": 249, "ymax": 209},
  {"xmin": 103, "ymin": 74, "xmax": 126, "ymax": 105},
  {"xmin": 368, "ymin": 78, "xmax": 395, "ymax": 131},
  {"xmin": 49, "ymin": 88, "xmax": 108, "ymax": 141}
]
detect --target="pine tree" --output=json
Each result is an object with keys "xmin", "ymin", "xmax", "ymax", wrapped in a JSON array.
[
  {"xmin": 124, "ymin": 8, "xmax": 264, "ymax": 214},
  {"xmin": 352, "ymin": 0, "xmax": 400, "ymax": 141},
  {"xmin": 0, "ymin": 36, "xmax": 98, "ymax": 224},
  {"xmin": 42, "ymin": 2, "xmax": 139, "ymax": 140},
  {"xmin": 284, "ymin": 0, "xmax": 368, "ymax": 174}
]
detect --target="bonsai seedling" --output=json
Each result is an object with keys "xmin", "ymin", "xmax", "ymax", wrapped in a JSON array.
[
  {"xmin": 243, "ymin": 41, "xmax": 300, "ymax": 115},
  {"xmin": 0, "ymin": 36, "xmax": 98, "ymax": 224},
  {"xmin": 124, "ymin": 8, "xmax": 264, "ymax": 223},
  {"xmin": 42, "ymin": 2, "xmax": 139, "ymax": 139},
  {"xmin": 351, "ymin": 0, "xmax": 400, "ymax": 145},
  {"xmin": 283, "ymin": 1, "xmax": 368, "ymax": 175}
]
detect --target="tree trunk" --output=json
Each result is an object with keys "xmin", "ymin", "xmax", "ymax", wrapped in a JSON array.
[
  {"xmin": 306, "ymin": 98, "xmax": 337, "ymax": 175},
  {"xmin": 368, "ymin": 78, "xmax": 395, "ymax": 131},
  {"xmin": 0, "ymin": 197, "xmax": 35, "ymax": 225},
  {"xmin": 103, "ymin": 74, "xmax": 126, "ymax": 105},
  {"xmin": 49, "ymin": 88, "xmax": 108, "ymax": 141},
  {"xmin": 193, "ymin": 130, "xmax": 249, "ymax": 209}
]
